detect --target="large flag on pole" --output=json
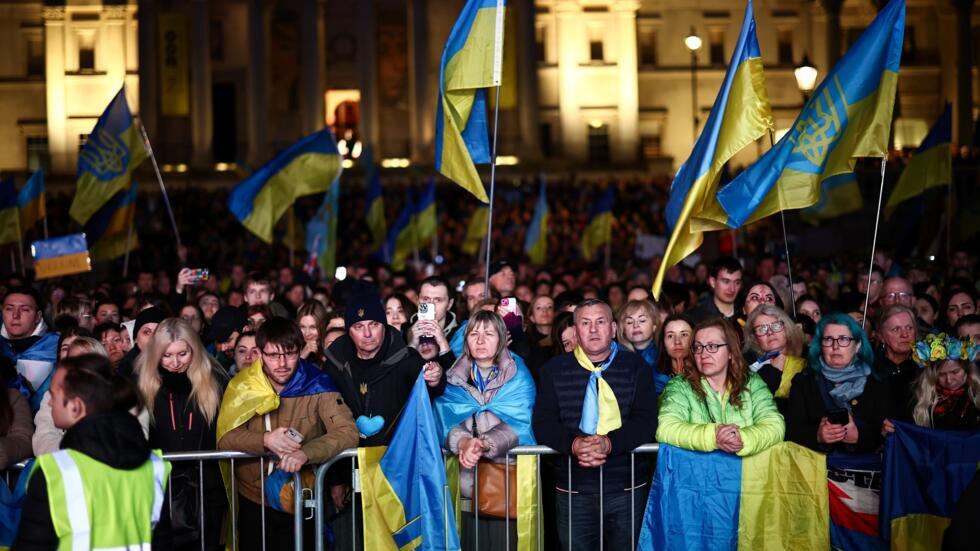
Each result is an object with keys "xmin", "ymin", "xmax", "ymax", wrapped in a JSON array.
[
  {"xmin": 884, "ymin": 103, "xmax": 952, "ymax": 219},
  {"xmin": 227, "ymin": 129, "xmax": 343, "ymax": 243},
  {"xmin": 415, "ymin": 178, "xmax": 437, "ymax": 247},
  {"xmin": 712, "ymin": 0, "xmax": 905, "ymax": 230},
  {"xmin": 359, "ymin": 372, "xmax": 461, "ymax": 551},
  {"xmin": 0, "ymin": 177, "xmax": 21, "ymax": 246},
  {"xmin": 462, "ymin": 202, "xmax": 489, "ymax": 256},
  {"xmin": 305, "ymin": 177, "xmax": 341, "ymax": 277},
  {"xmin": 524, "ymin": 177, "xmax": 549, "ymax": 265},
  {"xmin": 70, "ymin": 86, "xmax": 147, "ymax": 225},
  {"xmin": 581, "ymin": 186, "xmax": 615, "ymax": 263},
  {"xmin": 385, "ymin": 191, "xmax": 418, "ymax": 271},
  {"xmin": 84, "ymin": 181, "xmax": 139, "ymax": 260},
  {"xmin": 652, "ymin": 0, "xmax": 773, "ymax": 298},
  {"xmin": 363, "ymin": 147, "xmax": 388, "ymax": 254},
  {"xmin": 434, "ymin": 0, "xmax": 507, "ymax": 203},
  {"xmin": 800, "ymin": 173, "xmax": 863, "ymax": 222},
  {"xmin": 17, "ymin": 170, "xmax": 45, "ymax": 232}
]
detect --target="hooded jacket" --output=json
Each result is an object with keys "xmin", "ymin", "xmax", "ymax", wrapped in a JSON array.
[{"xmin": 13, "ymin": 411, "xmax": 172, "ymax": 550}]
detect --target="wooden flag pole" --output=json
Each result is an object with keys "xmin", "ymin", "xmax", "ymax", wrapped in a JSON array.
[
  {"xmin": 138, "ymin": 122, "xmax": 183, "ymax": 251},
  {"xmin": 862, "ymin": 157, "xmax": 888, "ymax": 329}
]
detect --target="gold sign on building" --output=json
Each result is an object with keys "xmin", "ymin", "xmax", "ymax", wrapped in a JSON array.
[{"xmin": 158, "ymin": 13, "xmax": 190, "ymax": 116}]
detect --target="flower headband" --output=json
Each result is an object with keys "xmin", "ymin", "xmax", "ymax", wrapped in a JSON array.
[{"xmin": 912, "ymin": 333, "xmax": 980, "ymax": 368}]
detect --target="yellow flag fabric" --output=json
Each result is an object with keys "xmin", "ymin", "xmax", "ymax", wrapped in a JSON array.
[
  {"xmin": 462, "ymin": 204, "xmax": 489, "ymax": 256},
  {"xmin": 573, "ymin": 345, "xmax": 622, "ymax": 436},
  {"xmin": 215, "ymin": 360, "xmax": 279, "ymax": 444},
  {"xmin": 884, "ymin": 104, "xmax": 952, "ymax": 219},
  {"xmin": 358, "ymin": 446, "xmax": 409, "ymax": 551}
]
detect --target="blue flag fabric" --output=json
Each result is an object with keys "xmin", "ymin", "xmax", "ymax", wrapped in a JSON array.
[
  {"xmin": 0, "ymin": 458, "xmax": 33, "ymax": 546},
  {"xmin": 305, "ymin": 177, "xmax": 341, "ymax": 276}
]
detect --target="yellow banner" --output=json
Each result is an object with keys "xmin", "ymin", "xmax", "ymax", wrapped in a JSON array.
[
  {"xmin": 35, "ymin": 251, "xmax": 91, "ymax": 280},
  {"xmin": 158, "ymin": 13, "xmax": 190, "ymax": 116}
]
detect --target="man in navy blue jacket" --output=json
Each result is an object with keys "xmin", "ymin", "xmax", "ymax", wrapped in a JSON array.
[{"xmin": 533, "ymin": 299, "xmax": 657, "ymax": 551}]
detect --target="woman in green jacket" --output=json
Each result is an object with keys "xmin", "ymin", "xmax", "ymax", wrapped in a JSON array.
[{"xmin": 656, "ymin": 318, "xmax": 785, "ymax": 457}]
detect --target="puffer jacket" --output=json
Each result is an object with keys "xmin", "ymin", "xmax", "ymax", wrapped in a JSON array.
[{"xmin": 656, "ymin": 372, "xmax": 785, "ymax": 457}]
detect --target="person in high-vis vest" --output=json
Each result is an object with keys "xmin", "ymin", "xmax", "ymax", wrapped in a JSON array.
[{"xmin": 13, "ymin": 353, "xmax": 174, "ymax": 550}]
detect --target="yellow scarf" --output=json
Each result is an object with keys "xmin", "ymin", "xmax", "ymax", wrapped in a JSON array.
[{"xmin": 574, "ymin": 344, "xmax": 622, "ymax": 435}]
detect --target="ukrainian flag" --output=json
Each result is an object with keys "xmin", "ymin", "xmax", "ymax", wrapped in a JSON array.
[
  {"xmin": 523, "ymin": 177, "xmax": 549, "ymax": 265},
  {"xmin": 17, "ymin": 170, "xmax": 45, "ymax": 232},
  {"xmin": 227, "ymin": 129, "xmax": 343, "ymax": 243},
  {"xmin": 305, "ymin": 177, "xmax": 341, "ymax": 277},
  {"xmin": 462, "ymin": 202, "xmax": 489, "ymax": 256},
  {"xmin": 0, "ymin": 177, "xmax": 21, "ymax": 245},
  {"xmin": 801, "ymin": 172, "xmax": 863, "ymax": 223},
  {"xmin": 884, "ymin": 103, "xmax": 952, "ymax": 219},
  {"xmin": 385, "ymin": 191, "xmax": 418, "ymax": 271},
  {"xmin": 639, "ymin": 443, "xmax": 829, "ymax": 550},
  {"xmin": 713, "ymin": 0, "xmax": 904, "ymax": 230},
  {"xmin": 652, "ymin": 0, "xmax": 773, "ymax": 298},
  {"xmin": 434, "ymin": 0, "xmax": 506, "ymax": 204},
  {"xmin": 881, "ymin": 420, "xmax": 980, "ymax": 551},
  {"xmin": 581, "ymin": 186, "xmax": 615, "ymax": 263},
  {"xmin": 363, "ymin": 147, "xmax": 388, "ymax": 254},
  {"xmin": 84, "ymin": 181, "xmax": 139, "ymax": 261},
  {"xmin": 415, "ymin": 178, "xmax": 437, "ymax": 247},
  {"xmin": 359, "ymin": 371, "xmax": 461, "ymax": 551},
  {"xmin": 70, "ymin": 86, "xmax": 147, "ymax": 225}
]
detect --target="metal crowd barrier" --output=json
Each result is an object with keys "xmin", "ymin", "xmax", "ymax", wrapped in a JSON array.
[
  {"xmin": 5, "ymin": 450, "xmax": 306, "ymax": 551},
  {"xmin": 310, "ymin": 443, "xmax": 661, "ymax": 551}
]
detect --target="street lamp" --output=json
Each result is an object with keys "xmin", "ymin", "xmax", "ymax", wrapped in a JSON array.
[
  {"xmin": 684, "ymin": 27, "xmax": 702, "ymax": 140},
  {"xmin": 794, "ymin": 53, "xmax": 818, "ymax": 102}
]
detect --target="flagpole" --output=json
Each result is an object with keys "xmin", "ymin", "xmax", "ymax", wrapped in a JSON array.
[
  {"xmin": 768, "ymin": 129, "xmax": 797, "ymax": 317},
  {"xmin": 138, "ymin": 122, "xmax": 183, "ymax": 251},
  {"xmin": 482, "ymin": 84, "xmax": 502, "ymax": 297},
  {"xmin": 862, "ymin": 157, "xmax": 888, "ymax": 329},
  {"xmin": 8, "ymin": 249, "xmax": 14, "ymax": 274},
  {"xmin": 16, "ymin": 233, "xmax": 25, "ymax": 276}
]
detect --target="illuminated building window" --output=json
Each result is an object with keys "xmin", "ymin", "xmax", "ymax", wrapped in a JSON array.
[
  {"xmin": 78, "ymin": 31, "xmax": 96, "ymax": 71},
  {"xmin": 587, "ymin": 122, "xmax": 610, "ymax": 163},
  {"xmin": 26, "ymin": 136, "xmax": 49, "ymax": 173},
  {"xmin": 535, "ymin": 25, "xmax": 545, "ymax": 63},
  {"xmin": 641, "ymin": 134, "xmax": 662, "ymax": 159},
  {"xmin": 708, "ymin": 28, "xmax": 724, "ymax": 65},
  {"xmin": 26, "ymin": 35, "xmax": 44, "ymax": 77},
  {"xmin": 638, "ymin": 28, "xmax": 657, "ymax": 67},
  {"xmin": 777, "ymin": 29, "xmax": 793, "ymax": 66},
  {"xmin": 589, "ymin": 39, "xmax": 604, "ymax": 62}
]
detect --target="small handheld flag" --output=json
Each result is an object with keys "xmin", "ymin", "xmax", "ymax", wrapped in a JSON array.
[{"xmin": 32, "ymin": 234, "xmax": 91, "ymax": 280}]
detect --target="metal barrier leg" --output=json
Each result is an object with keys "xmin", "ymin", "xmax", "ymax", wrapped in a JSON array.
[
  {"xmin": 474, "ymin": 461, "xmax": 480, "ymax": 551},
  {"xmin": 260, "ymin": 457, "xmax": 266, "ymax": 551},
  {"xmin": 505, "ymin": 455, "xmax": 511, "ymax": 551},
  {"xmin": 599, "ymin": 464, "xmax": 604, "ymax": 551},
  {"xmin": 231, "ymin": 458, "xmax": 238, "ymax": 551},
  {"xmin": 567, "ymin": 460, "xmax": 572, "ymax": 551},
  {"xmin": 630, "ymin": 453, "xmax": 635, "ymax": 551},
  {"xmin": 293, "ymin": 471, "xmax": 304, "ymax": 551},
  {"xmin": 352, "ymin": 455, "xmax": 358, "ymax": 551},
  {"xmin": 199, "ymin": 460, "xmax": 206, "ymax": 551}
]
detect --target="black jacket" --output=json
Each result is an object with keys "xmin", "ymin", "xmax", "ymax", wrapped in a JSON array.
[
  {"xmin": 13, "ymin": 412, "xmax": 172, "ymax": 550},
  {"xmin": 785, "ymin": 370, "xmax": 896, "ymax": 454},
  {"xmin": 685, "ymin": 296, "xmax": 739, "ymax": 326},
  {"xmin": 324, "ymin": 325, "xmax": 446, "ymax": 447},
  {"xmin": 533, "ymin": 348, "xmax": 657, "ymax": 494},
  {"xmin": 872, "ymin": 351, "xmax": 919, "ymax": 419}
]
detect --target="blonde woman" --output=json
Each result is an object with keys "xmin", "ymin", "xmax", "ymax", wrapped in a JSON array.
[
  {"xmin": 135, "ymin": 318, "xmax": 227, "ymax": 549},
  {"xmin": 617, "ymin": 300, "xmax": 661, "ymax": 369},
  {"xmin": 744, "ymin": 304, "xmax": 807, "ymax": 404}
]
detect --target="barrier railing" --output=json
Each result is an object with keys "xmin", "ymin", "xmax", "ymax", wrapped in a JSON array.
[{"xmin": 309, "ymin": 443, "xmax": 661, "ymax": 551}]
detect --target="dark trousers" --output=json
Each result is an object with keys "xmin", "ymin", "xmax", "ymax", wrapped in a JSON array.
[
  {"xmin": 554, "ymin": 488, "xmax": 648, "ymax": 551},
  {"xmin": 237, "ymin": 495, "xmax": 314, "ymax": 551}
]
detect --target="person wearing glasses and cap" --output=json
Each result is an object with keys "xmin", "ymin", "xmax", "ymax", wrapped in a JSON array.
[
  {"xmin": 785, "ymin": 313, "xmax": 896, "ymax": 453},
  {"xmin": 657, "ymin": 317, "xmax": 785, "ymax": 457}
]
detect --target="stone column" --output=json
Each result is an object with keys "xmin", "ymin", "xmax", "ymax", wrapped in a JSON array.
[
  {"xmin": 137, "ymin": 0, "xmax": 158, "ymax": 144},
  {"xmin": 44, "ymin": 6, "xmax": 69, "ymax": 173},
  {"xmin": 358, "ymin": 0, "xmax": 379, "ymax": 152},
  {"xmin": 555, "ymin": 1, "xmax": 584, "ymax": 161},
  {"xmin": 190, "ymin": 0, "xmax": 213, "ymax": 168},
  {"xmin": 408, "ymin": 0, "xmax": 430, "ymax": 162},
  {"xmin": 103, "ymin": 5, "xmax": 127, "ymax": 92},
  {"xmin": 515, "ymin": 0, "xmax": 541, "ymax": 160},
  {"xmin": 954, "ymin": 0, "xmax": 975, "ymax": 146},
  {"xmin": 613, "ymin": 1, "xmax": 640, "ymax": 163},
  {"xmin": 247, "ymin": 0, "xmax": 268, "ymax": 165},
  {"xmin": 300, "ymin": 0, "xmax": 324, "ymax": 135},
  {"xmin": 821, "ymin": 0, "xmax": 844, "ymax": 69}
]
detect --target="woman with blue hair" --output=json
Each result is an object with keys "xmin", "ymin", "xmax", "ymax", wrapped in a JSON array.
[{"xmin": 785, "ymin": 313, "xmax": 896, "ymax": 453}]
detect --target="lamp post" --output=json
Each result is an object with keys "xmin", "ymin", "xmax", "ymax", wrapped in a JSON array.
[
  {"xmin": 684, "ymin": 27, "xmax": 702, "ymax": 141},
  {"xmin": 794, "ymin": 53, "xmax": 818, "ymax": 102}
]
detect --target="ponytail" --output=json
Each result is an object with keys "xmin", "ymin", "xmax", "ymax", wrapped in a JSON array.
[{"xmin": 60, "ymin": 354, "xmax": 142, "ymax": 415}]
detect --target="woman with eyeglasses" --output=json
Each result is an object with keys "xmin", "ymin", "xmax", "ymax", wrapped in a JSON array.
[
  {"xmin": 657, "ymin": 318, "xmax": 784, "ymax": 456},
  {"xmin": 179, "ymin": 303, "xmax": 205, "ymax": 336},
  {"xmin": 785, "ymin": 313, "xmax": 895, "ymax": 453},
  {"xmin": 743, "ymin": 305, "xmax": 807, "ymax": 411}
]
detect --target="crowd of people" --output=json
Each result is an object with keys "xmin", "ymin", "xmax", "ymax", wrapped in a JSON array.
[{"xmin": 0, "ymin": 243, "xmax": 978, "ymax": 549}]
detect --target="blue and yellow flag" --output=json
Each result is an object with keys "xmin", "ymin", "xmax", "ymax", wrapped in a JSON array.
[
  {"xmin": 581, "ymin": 186, "xmax": 614, "ymax": 262},
  {"xmin": 713, "ymin": 0, "xmax": 904, "ymax": 229},
  {"xmin": 524, "ymin": 177, "xmax": 549, "ymax": 265},
  {"xmin": 0, "ymin": 177, "xmax": 22, "ymax": 245},
  {"xmin": 462, "ymin": 202, "xmax": 489, "ymax": 256},
  {"xmin": 17, "ymin": 170, "xmax": 45, "ymax": 233},
  {"xmin": 885, "ymin": 103, "xmax": 952, "ymax": 219},
  {"xmin": 305, "ymin": 177, "xmax": 341, "ymax": 277},
  {"xmin": 652, "ymin": 0, "xmax": 772, "ymax": 298},
  {"xmin": 84, "ymin": 180, "xmax": 139, "ymax": 261},
  {"xmin": 70, "ymin": 87, "xmax": 147, "ymax": 225},
  {"xmin": 639, "ymin": 443, "xmax": 829, "ymax": 550},
  {"xmin": 363, "ymin": 147, "xmax": 388, "ymax": 254},
  {"xmin": 434, "ymin": 0, "xmax": 506, "ymax": 204},
  {"xmin": 385, "ymin": 191, "xmax": 418, "ymax": 271},
  {"xmin": 881, "ymin": 420, "xmax": 980, "ymax": 551},
  {"xmin": 415, "ymin": 178, "xmax": 437, "ymax": 247},
  {"xmin": 801, "ymin": 172, "xmax": 863, "ymax": 223},
  {"xmin": 227, "ymin": 129, "xmax": 343, "ymax": 243},
  {"xmin": 360, "ymin": 371, "xmax": 460, "ymax": 551},
  {"xmin": 31, "ymin": 234, "xmax": 91, "ymax": 280}
]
